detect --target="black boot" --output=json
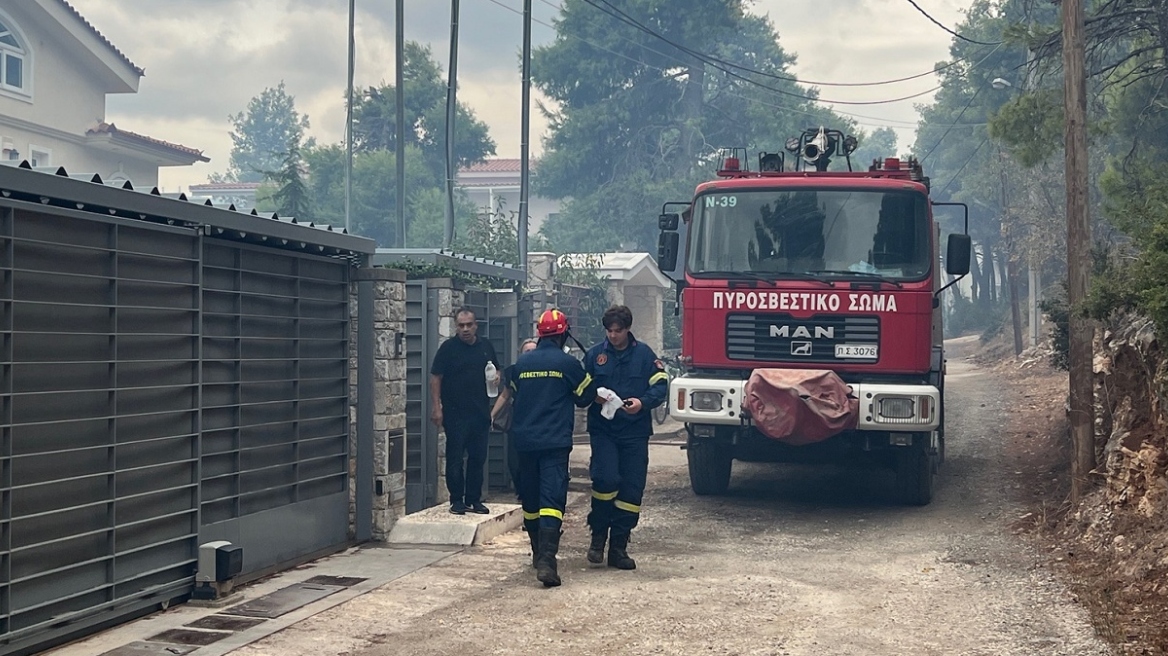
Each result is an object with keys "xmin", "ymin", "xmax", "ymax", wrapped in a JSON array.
[
  {"xmin": 526, "ymin": 529, "xmax": 539, "ymax": 568},
  {"xmin": 587, "ymin": 530, "xmax": 607, "ymax": 564},
  {"xmin": 535, "ymin": 528, "xmax": 562, "ymax": 587},
  {"xmin": 608, "ymin": 532, "xmax": 636, "ymax": 570}
]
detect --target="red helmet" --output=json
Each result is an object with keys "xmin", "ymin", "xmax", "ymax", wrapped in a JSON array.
[{"xmin": 537, "ymin": 309, "xmax": 570, "ymax": 337}]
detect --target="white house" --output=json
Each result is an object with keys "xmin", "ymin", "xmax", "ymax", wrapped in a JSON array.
[
  {"xmin": 456, "ymin": 158, "xmax": 562, "ymax": 235},
  {"xmin": 0, "ymin": 0, "xmax": 208, "ymax": 187}
]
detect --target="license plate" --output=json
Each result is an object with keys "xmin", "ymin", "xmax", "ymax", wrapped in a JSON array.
[{"xmin": 835, "ymin": 344, "xmax": 878, "ymax": 359}]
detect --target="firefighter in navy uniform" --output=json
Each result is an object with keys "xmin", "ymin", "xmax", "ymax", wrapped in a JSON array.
[
  {"xmin": 509, "ymin": 309, "xmax": 598, "ymax": 587},
  {"xmin": 584, "ymin": 305, "xmax": 669, "ymax": 570}
]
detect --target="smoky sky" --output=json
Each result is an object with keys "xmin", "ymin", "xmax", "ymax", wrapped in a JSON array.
[{"xmin": 65, "ymin": 0, "xmax": 968, "ymax": 192}]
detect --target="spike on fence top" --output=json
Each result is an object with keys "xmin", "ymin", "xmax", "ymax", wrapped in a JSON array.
[
  {"xmin": 54, "ymin": 166, "xmax": 68, "ymax": 176},
  {"xmin": 249, "ymin": 208, "xmax": 259, "ymax": 216},
  {"xmin": 204, "ymin": 199, "xmax": 213, "ymax": 206},
  {"xmin": 121, "ymin": 180, "xmax": 133, "ymax": 190},
  {"xmin": 150, "ymin": 187, "xmax": 161, "ymax": 196},
  {"xmin": 90, "ymin": 174, "xmax": 103, "ymax": 184},
  {"xmin": 17, "ymin": 160, "xmax": 30, "ymax": 169},
  {"xmin": 271, "ymin": 212, "xmax": 280, "ymax": 220},
  {"xmin": 227, "ymin": 203, "xmax": 236, "ymax": 211},
  {"xmin": 178, "ymin": 192, "xmax": 188, "ymax": 201}
]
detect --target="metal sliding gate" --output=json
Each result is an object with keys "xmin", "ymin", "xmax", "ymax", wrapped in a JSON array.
[
  {"xmin": 403, "ymin": 283, "xmax": 518, "ymax": 513},
  {"xmin": 196, "ymin": 241, "xmax": 352, "ymax": 573},
  {"xmin": 0, "ymin": 184, "xmax": 369, "ymax": 655}
]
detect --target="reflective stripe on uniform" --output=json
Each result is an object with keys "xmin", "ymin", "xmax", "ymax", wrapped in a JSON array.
[
  {"xmin": 614, "ymin": 500, "xmax": 641, "ymax": 513},
  {"xmin": 574, "ymin": 372, "xmax": 593, "ymax": 398},
  {"xmin": 523, "ymin": 511, "xmax": 539, "ymax": 521},
  {"xmin": 591, "ymin": 489, "xmax": 618, "ymax": 501},
  {"xmin": 540, "ymin": 508, "xmax": 564, "ymax": 520},
  {"xmin": 648, "ymin": 372, "xmax": 669, "ymax": 385}
]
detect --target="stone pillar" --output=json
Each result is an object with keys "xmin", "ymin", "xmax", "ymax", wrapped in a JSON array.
[
  {"xmin": 528, "ymin": 252, "xmax": 557, "ymax": 294},
  {"xmin": 427, "ymin": 278, "xmax": 464, "ymax": 506},
  {"xmin": 350, "ymin": 267, "xmax": 409, "ymax": 541}
]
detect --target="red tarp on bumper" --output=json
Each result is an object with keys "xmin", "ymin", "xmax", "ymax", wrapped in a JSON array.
[{"xmin": 743, "ymin": 369, "xmax": 859, "ymax": 445}]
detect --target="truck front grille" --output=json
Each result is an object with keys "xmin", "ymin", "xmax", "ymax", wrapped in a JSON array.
[{"xmin": 726, "ymin": 313, "xmax": 880, "ymax": 364}]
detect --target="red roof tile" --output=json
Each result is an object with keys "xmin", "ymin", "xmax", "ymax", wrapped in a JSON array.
[
  {"xmin": 87, "ymin": 122, "xmax": 209, "ymax": 162},
  {"xmin": 189, "ymin": 182, "xmax": 261, "ymax": 191},
  {"xmin": 57, "ymin": 0, "xmax": 145, "ymax": 76},
  {"xmin": 460, "ymin": 158, "xmax": 538, "ymax": 173}
]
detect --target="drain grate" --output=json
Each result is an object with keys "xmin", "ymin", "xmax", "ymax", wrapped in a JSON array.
[
  {"xmin": 96, "ymin": 642, "xmax": 199, "ymax": 655},
  {"xmin": 302, "ymin": 575, "xmax": 367, "ymax": 587},
  {"xmin": 221, "ymin": 582, "xmax": 344, "ymax": 619},
  {"xmin": 147, "ymin": 628, "xmax": 232, "ymax": 646},
  {"xmin": 185, "ymin": 615, "xmax": 269, "ymax": 632}
]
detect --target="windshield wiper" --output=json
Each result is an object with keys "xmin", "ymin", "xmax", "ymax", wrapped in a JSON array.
[
  {"xmin": 806, "ymin": 270, "xmax": 903, "ymax": 288},
  {"xmin": 694, "ymin": 271, "xmax": 833, "ymax": 288}
]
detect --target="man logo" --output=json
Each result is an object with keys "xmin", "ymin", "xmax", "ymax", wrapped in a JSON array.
[
  {"xmin": 770, "ymin": 324, "xmax": 834, "ymax": 339},
  {"xmin": 791, "ymin": 341, "xmax": 813, "ymax": 356}
]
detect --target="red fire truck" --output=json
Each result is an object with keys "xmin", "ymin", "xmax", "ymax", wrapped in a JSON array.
[{"xmin": 657, "ymin": 127, "xmax": 971, "ymax": 505}]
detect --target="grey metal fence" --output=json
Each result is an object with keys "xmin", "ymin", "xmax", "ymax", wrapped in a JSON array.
[{"xmin": 0, "ymin": 165, "xmax": 375, "ymax": 656}]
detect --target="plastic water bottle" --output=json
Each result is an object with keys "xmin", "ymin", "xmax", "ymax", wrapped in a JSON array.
[{"xmin": 485, "ymin": 362, "xmax": 499, "ymax": 398}]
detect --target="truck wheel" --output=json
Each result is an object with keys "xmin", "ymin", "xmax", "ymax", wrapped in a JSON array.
[
  {"xmin": 687, "ymin": 436, "xmax": 732, "ymax": 496},
  {"xmin": 895, "ymin": 441, "xmax": 935, "ymax": 506}
]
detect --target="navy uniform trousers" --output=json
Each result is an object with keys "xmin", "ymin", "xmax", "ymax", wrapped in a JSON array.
[
  {"xmin": 518, "ymin": 447, "xmax": 572, "ymax": 533},
  {"xmin": 587, "ymin": 432, "xmax": 649, "ymax": 538}
]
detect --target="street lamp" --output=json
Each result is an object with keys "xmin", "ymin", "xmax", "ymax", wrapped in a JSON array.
[{"xmin": 991, "ymin": 77, "xmax": 1013, "ymax": 90}]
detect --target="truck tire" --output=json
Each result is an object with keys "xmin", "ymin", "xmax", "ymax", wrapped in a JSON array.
[
  {"xmin": 688, "ymin": 436, "xmax": 732, "ymax": 496},
  {"xmin": 895, "ymin": 441, "xmax": 935, "ymax": 506}
]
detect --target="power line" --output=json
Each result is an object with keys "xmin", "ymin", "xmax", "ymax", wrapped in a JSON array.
[
  {"xmin": 935, "ymin": 136, "xmax": 989, "ymax": 196},
  {"xmin": 903, "ymin": 0, "xmax": 1003, "ymax": 46},
  {"xmin": 481, "ymin": 0, "xmax": 921, "ymax": 128},
  {"xmin": 919, "ymin": 85, "xmax": 987, "ymax": 163},
  {"xmin": 580, "ymin": 0, "xmax": 943, "ymax": 106},
  {"xmin": 482, "ymin": 0, "xmax": 992, "ymax": 132}
]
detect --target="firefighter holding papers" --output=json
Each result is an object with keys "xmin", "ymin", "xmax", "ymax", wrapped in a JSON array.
[
  {"xmin": 584, "ymin": 305, "xmax": 669, "ymax": 570},
  {"xmin": 508, "ymin": 309, "xmax": 598, "ymax": 587}
]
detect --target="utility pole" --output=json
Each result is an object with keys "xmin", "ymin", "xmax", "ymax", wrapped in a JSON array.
[
  {"xmin": 395, "ymin": 0, "xmax": 406, "ymax": 248},
  {"xmin": 518, "ymin": 0, "xmax": 531, "ymax": 275},
  {"xmin": 1063, "ymin": 0, "xmax": 1094, "ymax": 502},
  {"xmin": 998, "ymin": 145, "xmax": 1024, "ymax": 356},
  {"xmin": 344, "ymin": 0, "xmax": 355, "ymax": 234},
  {"xmin": 443, "ymin": 0, "xmax": 460, "ymax": 250}
]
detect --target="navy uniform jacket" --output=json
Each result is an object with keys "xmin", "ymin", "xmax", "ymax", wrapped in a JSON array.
[
  {"xmin": 509, "ymin": 341, "xmax": 598, "ymax": 452},
  {"xmin": 584, "ymin": 333, "xmax": 669, "ymax": 439}
]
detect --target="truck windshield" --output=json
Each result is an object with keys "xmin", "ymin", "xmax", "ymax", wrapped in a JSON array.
[{"xmin": 687, "ymin": 189, "xmax": 931, "ymax": 281}]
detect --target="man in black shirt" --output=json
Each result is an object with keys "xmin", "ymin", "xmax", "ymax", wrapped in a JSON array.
[{"xmin": 429, "ymin": 307, "xmax": 500, "ymax": 515}]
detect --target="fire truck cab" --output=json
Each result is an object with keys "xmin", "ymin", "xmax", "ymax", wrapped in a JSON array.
[{"xmin": 657, "ymin": 127, "xmax": 972, "ymax": 505}]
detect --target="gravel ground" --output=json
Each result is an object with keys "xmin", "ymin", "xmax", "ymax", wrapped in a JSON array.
[{"xmin": 234, "ymin": 361, "xmax": 1112, "ymax": 656}]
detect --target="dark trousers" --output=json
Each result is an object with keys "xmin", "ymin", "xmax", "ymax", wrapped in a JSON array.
[
  {"xmin": 587, "ymin": 432, "xmax": 649, "ymax": 538},
  {"xmin": 518, "ymin": 447, "xmax": 572, "ymax": 532},
  {"xmin": 445, "ymin": 418, "xmax": 489, "ymax": 505}
]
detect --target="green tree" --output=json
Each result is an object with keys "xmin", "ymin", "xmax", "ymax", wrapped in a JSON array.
[
  {"xmin": 225, "ymin": 82, "xmax": 313, "ymax": 183},
  {"xmin": 533, "ymin": 0, "xmax": 844, "ymax": 254},
  {"xmin": 351, "ymin": 41, "xmax": 495, "ymax": 184},
  {"xmin": 260, "ymin": 140, "xmax": 312, "ymax": 220},
  {"xmin": 301, "ymin": 144, "xmax": 481, "ymax": 248}
]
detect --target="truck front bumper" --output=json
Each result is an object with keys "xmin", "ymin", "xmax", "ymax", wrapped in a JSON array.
[{"xmin": 669, "ymin": 375, "xmax": 940, "ymax": 432}]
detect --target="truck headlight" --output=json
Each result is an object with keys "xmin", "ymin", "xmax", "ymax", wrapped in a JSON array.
[
  {"xmin": 877, "ymin": 397, "xmax": 915, "ymax": 419},
  {"xmin": 691, "ymin": 391, "xmax": 723, "ymax": 412}
]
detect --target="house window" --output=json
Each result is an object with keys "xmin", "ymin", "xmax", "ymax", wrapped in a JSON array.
[
  {"xmin": 0, "ymin": 18, "xmax": 26, "ymax": 94},
  {"xmin": 29, "ymin": 146, "xmax": 49, "ymax": 168}
]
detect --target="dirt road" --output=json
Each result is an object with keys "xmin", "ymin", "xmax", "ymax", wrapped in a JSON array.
[{"xmin": 235, "ymin": 361, "xmax": 1111, "ymax": 656}]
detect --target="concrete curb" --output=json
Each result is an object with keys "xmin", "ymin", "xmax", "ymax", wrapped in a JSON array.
[{"xmin": 386, "ymin": 504, "xmax": 524, "ymax": 546}]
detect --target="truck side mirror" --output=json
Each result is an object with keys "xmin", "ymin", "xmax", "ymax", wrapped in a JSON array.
[
  {"xmin": 946, "ymin": 233, "xmax": 971, "ymax": 276},
  {"xmin": 659, "ymin": 212, "xmax": 681, "ymax": 230},
  {"xmin": 658, "ymin": 231, "xmax": 679, "ymax": 272}
]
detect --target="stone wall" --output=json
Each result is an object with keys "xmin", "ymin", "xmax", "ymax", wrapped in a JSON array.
[
  {"xmin": 349, "ymin": 267, "xmax": 409, "ymax": 540},
  {"xmin": 428, "ymin": 279, "xmax": 465, "ymax": 506}
]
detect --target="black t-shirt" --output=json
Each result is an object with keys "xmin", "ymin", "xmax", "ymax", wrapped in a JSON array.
[{"xmin": 430, "ymin": 335, "xmax": 500, "ymax": 424}]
